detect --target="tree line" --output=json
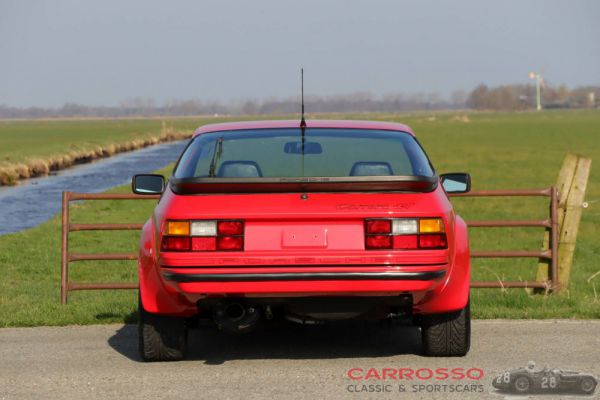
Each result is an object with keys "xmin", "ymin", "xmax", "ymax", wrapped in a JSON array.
[
  {"xmin": 1, "ymin": 84, "xmax": 597, "ymax": 119},
  {"xmin": 467, "ymin": 84, "xmax": 599, "ymax": 110}
]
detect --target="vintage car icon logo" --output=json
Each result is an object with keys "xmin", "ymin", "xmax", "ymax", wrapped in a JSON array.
[{"xmin": 492, "ymin": 361, "xmax": 598, "ymax": 395}]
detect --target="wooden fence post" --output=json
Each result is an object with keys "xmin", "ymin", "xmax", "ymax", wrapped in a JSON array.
[
  {"xmin": 536, "ymin": 154, "xmax": 577, "ymax": 285},
  {"xmin": 535, "ymin": 153, "xmax": 591, "ymax": 292},
  {"xmin": 557, "ymin": 156, "xmax": 591, "ymax": 290}
]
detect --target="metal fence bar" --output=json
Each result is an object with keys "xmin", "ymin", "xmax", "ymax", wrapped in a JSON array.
[
  {"xmin": 450, "ymin": 188, "xmax": 552, "ymax": 197},
  {"xmin": 68, "ymin": 282, "xmax": 139, "ymax": 291},
  {"xmin": 471, "ymin": 281, "xmax": 549, "ymax": 289},
  {"xmin": 472, "ymin": 250, "xmax": 551, "ymax": 259},
  {"xmin": 467, "ymin": 220, "xmax": 551, "ymax": 228},
  {"xmin": 60, "ymin": 192, "xmax": 70, "ymax": 305},
  {"xmin": 68, "ymin": 253, "xmax": 138, "ymax": 262},
  {"xmin": 550, "ymin": 187, "xmax": 559, "ymax": 289},
  {"xmin": 69, "ymin": 193, "xmax": 160, "ymax": 201},
  {"xmin": 69, "ymin": 223, "xmax": 145, "ymax": 231}
]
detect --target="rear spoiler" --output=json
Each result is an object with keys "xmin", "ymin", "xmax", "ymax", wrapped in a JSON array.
[{"xmin": 170, "ymin": 175, "xmax": 438, "ymax": 194}]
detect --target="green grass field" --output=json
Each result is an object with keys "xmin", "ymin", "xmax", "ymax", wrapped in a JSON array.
[
  {"xmin": 0, "ymin": 109, "xmax": 598, "ymax": 326},
  {"xmin": 0, "ymin": 116, "xmax": 283, "ymax": 166},
  {"xmin": 0, "ymin": 118, "xmax": 206, "ymax": 164},
  {"xmin": 0, "ymin": 117, "xmax": 257, "ymax": 184}
]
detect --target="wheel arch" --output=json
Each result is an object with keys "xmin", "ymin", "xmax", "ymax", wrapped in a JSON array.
[
  {"xmin": 415, "ymin": 214, "xmax": 470, "ymax": 314},
  {"xmin": 138, "ymin": 217, "xmax": 195, "ymax": 316}
]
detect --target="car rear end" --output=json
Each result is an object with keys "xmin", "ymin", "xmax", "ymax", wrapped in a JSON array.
[{"xmin": 135, "ymin": 121, "xmax": 471, "ymax": 360}]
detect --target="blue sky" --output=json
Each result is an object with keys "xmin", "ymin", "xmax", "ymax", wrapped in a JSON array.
[{"xmin": 1, "ymin": 0, "xmax": 598, "ymax": 107}]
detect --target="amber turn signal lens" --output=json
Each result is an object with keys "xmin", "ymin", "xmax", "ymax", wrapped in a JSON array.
[
  {"xmin": 419, "ymin": 218, "xmax": 444, "ymax": 233},
  {"xmin": 166, "ymin": 221, "xmax": 190, "ymax": 236}
]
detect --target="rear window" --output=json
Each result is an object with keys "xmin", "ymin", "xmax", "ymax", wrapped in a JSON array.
[{"xmin": 174, "ymin": 128, "xmax": 434, "ymax": 179}]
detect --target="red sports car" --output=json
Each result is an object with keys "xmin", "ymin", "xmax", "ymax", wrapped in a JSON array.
[{"xmin": 133, "ymin": 119, "xmax": 471, "ymax": 361}]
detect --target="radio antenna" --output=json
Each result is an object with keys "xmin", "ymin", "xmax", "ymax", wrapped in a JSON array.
[
  {"xmin": 300, "ymin": 68, "xmax": 306, "ymax": 177},
  {"xmin": 300, "ymin": 68, "xmax": 306, "ymax": 128}
]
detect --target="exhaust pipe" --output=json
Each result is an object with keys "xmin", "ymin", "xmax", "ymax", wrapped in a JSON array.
[{"xmin": 213, "ymin": 301, "xmax": 260, "ymax": 333}]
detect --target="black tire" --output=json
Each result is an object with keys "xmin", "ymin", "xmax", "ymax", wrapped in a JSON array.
[
  {"xmin": 420, "ymin": 301, "xmax": 471, "ymax": 357},
  {"xmin": 138, "ymin": 295, "xmax": 188, "ymax": 362},
  {"xmin": 579, "ymin": 377, "xmax": 597, "ymax": 395},
  {"xmin": 512, "ymin": 376, "xmax": 531, "ymax": 394}
]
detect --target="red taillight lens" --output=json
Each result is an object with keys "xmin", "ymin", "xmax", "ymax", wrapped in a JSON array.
[
  {"xmin": 419, "ymin": 234, "xmax": 447, "ymax": 249},
  {"xmin": 217, "ymin": 236, "xmax": 244, "ymax": 251},
  {"xmin": 393, "ymin": 235, "xmax": 418, "ymax": 249},
  {"xmin": 366, "ymin": 219, "xmax": 392, "ymax": 234},
  {"xmin": 365, "ymin": 235, "xmax": 392, "ymax": 249},
  {"xmin": 217, "ymin": 220, "xmax": 244, "ymax": 235},
  {"xmin": 365, "ymin": 218, "xmax": 447, "ymax": 250},
  {"xmin": 192, "ymin": 237, "xmax": 217, "ymax": 251},
  {"xmin": 161, "ymin": 236, "xmax": 191, "ymax": 252},
  {"xmin": 162, "ymin": 219, "xmax": 245, "ymax": 252}
]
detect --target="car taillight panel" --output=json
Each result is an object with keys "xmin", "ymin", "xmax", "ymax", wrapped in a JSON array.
[
  {"xmin": 166, "ymin": 221, "xmax": 190, "ymax": 236},
  {"xmin": 365, "ymin": 219, "xmax": 392, "ymax": 234},
  {"xmin": 365, "ymin": 218, "xmax": 446, "ymax": 250},
  {"xmin": 191, "ymin": 221, "xmax": 217, "ymax": 236},
  {"xmin": 217, "ymin": 235, "xmax": 244, "ymax": 250},
  {"xmin": 366, "ymin": 235, "xmax": 392, "ymax": 249},
  {"xmin": 161, "ymin": 220, "xmax": 244, "ymax": 252},
  {"xmin": 217, "ymin": 220, "xmax": 244, "ymax": 235},
  {"xmin": 161, "ymin": 236, "xmax": 191, "ymax": 252},
  {"xmin": 191, "ymin": 237, "xmax": 216, "ymax": 251},
  {"xmin": 419, "ymin": 234, "xmax": 447, "ymax": 249}
]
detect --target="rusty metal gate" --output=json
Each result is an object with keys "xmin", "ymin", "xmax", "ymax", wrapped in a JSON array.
[
  {"xmin": 449, "ymin": 187, "xmax": 558, "ymax": 290},
  {"xmin": 60, "ymin": 187, "xmax": 559, "ymax": 304},
  {"xmin": 60, "ymin": 192, "xmax": 159, "ymax": 304}
]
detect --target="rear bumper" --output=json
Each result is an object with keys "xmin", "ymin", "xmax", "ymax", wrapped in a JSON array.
[
  {"xmin": 159, "ymin": 264, "xmax": 447, "ymax": 298},
  {"xmin": 164, "ymin": 270, "xmax": 445, "ymax": 282}
]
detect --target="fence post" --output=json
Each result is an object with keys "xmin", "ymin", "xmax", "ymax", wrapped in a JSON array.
[
  {"xmin": 535, "ymin": 154, "xmax": 577, "ymax": 285},
  {"xmin": 557, "ymin": 156, "xmax": 591, "ymax": 290},
  {"xmin": 61, "ymin": 191, "xmax": 70, "ymax": 304}
]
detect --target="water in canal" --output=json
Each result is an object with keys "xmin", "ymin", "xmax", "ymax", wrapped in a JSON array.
[{"xmin": 0, "ymin": 140, "xmax": 188, "ymax": 235}]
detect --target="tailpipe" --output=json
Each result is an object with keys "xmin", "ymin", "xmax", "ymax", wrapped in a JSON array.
[{"xmin": 212, "ymin": 301, "xmax": 260, "ymax": 333}]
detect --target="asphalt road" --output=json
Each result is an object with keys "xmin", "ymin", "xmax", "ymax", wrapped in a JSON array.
[{"xmin": 1, "ymin": 320, "xmax": 599, "ymax": 400}]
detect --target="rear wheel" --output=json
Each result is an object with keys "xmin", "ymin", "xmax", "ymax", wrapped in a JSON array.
[
  {"xmin": 580, "ymin": 377, "xmax": 597, "ymax": 395},
  {"xmin": 420, "ymin": 301, "xmax": 470, "ymax": 357},
  {"xmin": 138, "ymin": 295, "xmax": 188, "ymax": 361},
  {"xmin": 513, "ymin": 376, "xmax": 531, "ymax": 394}
]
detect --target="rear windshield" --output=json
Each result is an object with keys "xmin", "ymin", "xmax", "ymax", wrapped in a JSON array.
[{"xmin": 174, "ymin": 128, "xmax": 434, "ymax": 179}]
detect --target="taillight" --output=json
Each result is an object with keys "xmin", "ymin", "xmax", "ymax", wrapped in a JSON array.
[
  {"xmin": 166, "ymin": 221, "xmax": 190, "ymax": 236},
  {"xmin": 161, "ymin": 220, "xmax": 244, "ymax": 252},
  {"xmin": 217, "ymin": 235, "xmax": 244, "ymax": 250},
  {"xmin": 161, "ymin": 236, "xmax": 191, "ymax": 252},
  {"xmin": 365, "ymin": 218, "xmax": 446, "ymax": 250},
  {"xmin": 365, "ymin": 219, "xmax": 392, "ymax": 234},
  {"xmin": 419, "ymin": 234, "xmax": 447, "ymax": 249},
  {"xmin": 191, "ymin": 237, "xmax": 216, "ymax": 251},
  {"xmin": 217, "ymin": 220, "xmax": 244, "ymax": 235},
  {"xmin": 393, "ymin": 234, "xmax": 418, "ymax": 249},
  {"xmin": 366, "ymin": 235, "xmax": 392, "ymax": 249}
]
